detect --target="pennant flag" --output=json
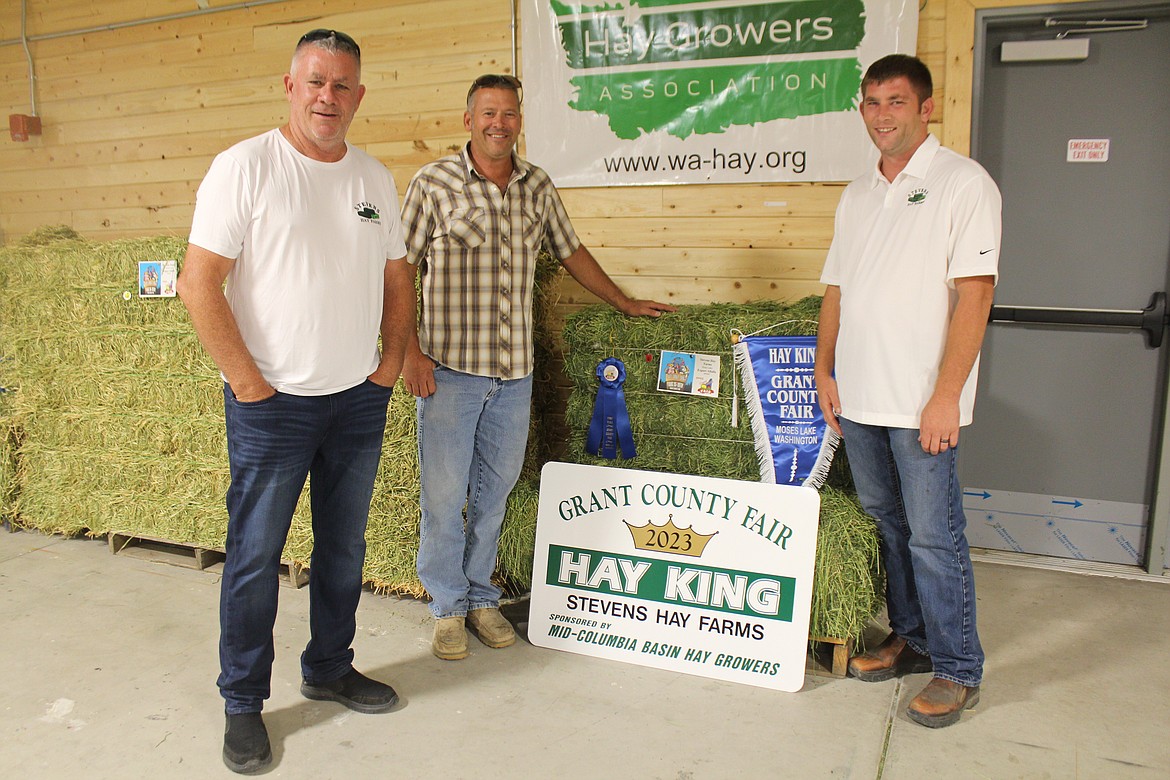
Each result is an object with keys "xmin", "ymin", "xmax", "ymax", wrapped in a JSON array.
[{"xmin": 733, "ymin": 335, "xmax": 838, "ymax": 488}]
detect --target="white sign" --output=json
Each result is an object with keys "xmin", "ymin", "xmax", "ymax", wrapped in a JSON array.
[
  {"xmin": 530, "ymin": 462, "xmax": 821, "ymax": 692},
  {"xmin": 1067, "ymin": 138, "xmax": 1110, "ymax": 163},
  {"xmin": 521, "ymin": 0, "xmax": 919, "ymax": 186}
]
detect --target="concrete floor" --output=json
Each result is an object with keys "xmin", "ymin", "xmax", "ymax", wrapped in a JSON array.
[{"xmin": 2, "ymin": 529, "xmax": 1168, "ymax": 780}]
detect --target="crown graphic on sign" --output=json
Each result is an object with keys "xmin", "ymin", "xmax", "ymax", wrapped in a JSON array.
[{"xmin": 624, "ymin": 515, "xmax": 717, "ymax": 558}]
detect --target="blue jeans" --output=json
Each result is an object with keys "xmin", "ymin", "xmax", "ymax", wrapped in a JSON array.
[
  {"xmin": 416, "ymin": 366, "xmax": 532, "ymax": 618},
  {"xmin": 218, "ymin": 380, "xmax": 392, "ymax": 715},
  {"xmin": 838, "ymin": 418, "xmax": 984, "ymax": 687}
]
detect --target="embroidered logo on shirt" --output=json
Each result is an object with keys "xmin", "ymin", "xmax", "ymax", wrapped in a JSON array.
[
  {"xmin": 355, "ymin": 202, "xmax": 381, "ymax": 222},
  {"xmin": 907, "ymin": 188, "xmax": 928, "ymax": 205}
]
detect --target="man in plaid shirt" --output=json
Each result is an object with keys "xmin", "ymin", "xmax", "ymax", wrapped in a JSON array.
[{"xmin": 400, "ymin": 74, "xmax": 675, "ymax": 660}]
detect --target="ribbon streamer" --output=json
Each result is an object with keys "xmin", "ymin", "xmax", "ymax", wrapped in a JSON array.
[{"xmin": 585, "ymin": 357, "xmax": 636, "ymax": 459}]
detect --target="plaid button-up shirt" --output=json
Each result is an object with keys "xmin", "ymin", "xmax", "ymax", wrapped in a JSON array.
[{"xmin": 401, "ymin": 144, "xmax": 580, "ymax": 379}]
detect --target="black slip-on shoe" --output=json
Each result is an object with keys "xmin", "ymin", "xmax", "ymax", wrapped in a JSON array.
[
  {"xmin": 223, "ymin": 712, "xmax": 272, "ymax": 774},
  {"xmin": 300, "ymin": 668, "xmax": 399, "ymax": 714}
]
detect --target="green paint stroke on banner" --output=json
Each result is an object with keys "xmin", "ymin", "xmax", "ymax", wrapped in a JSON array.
[
  {"xmin": 569, "ymin": 58, "xmax": 861, "ymax": 140},
  {"xmin": 557, "ymin": 0, "xmax": 866, "ymax": 69},
  {"xmin": 545, "ymin": 543, "xmax": 797, "ymax": 622}
]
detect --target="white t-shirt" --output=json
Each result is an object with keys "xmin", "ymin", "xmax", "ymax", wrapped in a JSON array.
[
  {"xmin": 821, "ymin": 135, "xmax": 1001, "ymax": 429},
  {"xmin": 189, "ymin": 129, "xmax": 407, "ymax": 395}
]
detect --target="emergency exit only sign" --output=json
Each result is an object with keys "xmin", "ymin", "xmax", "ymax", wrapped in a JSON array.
[{"xmin": 1067, "ymin": 138, "xmax": 1110, "ymax": 162}]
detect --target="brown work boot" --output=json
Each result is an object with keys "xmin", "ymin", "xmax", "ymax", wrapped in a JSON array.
[
  {"xmin": 467, "ymin": 607, "xmax": 516, "ymax": 648},
  {"xmin": 432, "ymin": 616, "xmax": 469, "ymax": 660},
  {"xmin": 848, "ymin": 633, "xmax": 932, "ymax": 682},
  {"xmin": 907, "ymin": 677, "xmax": 980, "ymax": 728}
]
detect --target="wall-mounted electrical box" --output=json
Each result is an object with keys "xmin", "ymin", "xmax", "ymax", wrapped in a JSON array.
[{"xmin": 9, "ymin": 114, "xmax": 42, "ymax": 142}]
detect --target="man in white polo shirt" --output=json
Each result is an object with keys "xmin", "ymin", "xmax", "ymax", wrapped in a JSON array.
[{"xmin": 814, "ymin": 54, "xmax": 1000, "ymax": 728}]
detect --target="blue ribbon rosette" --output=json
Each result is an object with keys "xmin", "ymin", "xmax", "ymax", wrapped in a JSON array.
[{"xmin": 585, "ymin": 357, "xmax": 636, "ymax": 459}]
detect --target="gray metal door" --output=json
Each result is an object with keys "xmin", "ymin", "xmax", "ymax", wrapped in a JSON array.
[{"xmin": 962, "ymin": 2, "xmax": 1170, "ymax": 571}]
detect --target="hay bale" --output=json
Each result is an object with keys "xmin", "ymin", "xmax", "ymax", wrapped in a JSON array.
[
  {"xmin": 563, "ymin": 300, "xmax": 853, "ymax": 488},
  {"xmin": 0, "ymin": 229, "xmax": 554, "ymax": 596},
  {"xmin": 810, "ymin": 486, "xmax": 883, "ymax": 640},
  {"xmin": 525, "ymin": 252, "xmax": 568, "ymax": 474},
  {"xmin": 497, "ymin": 475, "xmax": 541, "ymax": 591},
  {"xmin": 561, "ymin": 300, "xmax": 878, "ymax": 641},
  {"xmin": 0, "ymin": 233, "xmax": 223, "ymax": 538}
]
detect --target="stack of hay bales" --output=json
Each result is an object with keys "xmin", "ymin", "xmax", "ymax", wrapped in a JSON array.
[
  {"xmin": 0, "ymin": 229, "xmax": 547, "ymax": 596},
  {"xmin": 561, "ymin": 300, "xmax": 881, "ymax": 642},
  {"xmin": 0, "ymin": 229, "xmax": 231, "ymax": 543},
  {"xmin": 0, "ymin": 229, "xmax": 881, "ymax": 639}
]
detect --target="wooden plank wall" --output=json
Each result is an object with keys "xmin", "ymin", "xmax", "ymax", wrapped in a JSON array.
[{"xmin": 0, "ymin": 0, "xmax": 1080, "ymax": 307}]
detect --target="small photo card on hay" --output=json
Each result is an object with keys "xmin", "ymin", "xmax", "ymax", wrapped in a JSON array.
[
  {"xmin": 531, "ymin": 462, "xmax": 821, "ymax": 692},
  {"xmin": 657, "ymin": 350, "xmax": 720, "ymax": 397},
  {"xmin": 138, "ymin": 260, "xmax": 177, "ymax": 297}
]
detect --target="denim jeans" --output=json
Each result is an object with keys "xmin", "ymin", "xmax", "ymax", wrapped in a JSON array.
[
  {"xmin": 416, "ymin": 366, "xmax": 532, "ymax": 618},
  {"xmin": 218, "ymin": 379, "xmax": 392, "ymax": 714},
  {"xmin": 838, "ymin": 417, "xmax": 984, "ymax": 687}
]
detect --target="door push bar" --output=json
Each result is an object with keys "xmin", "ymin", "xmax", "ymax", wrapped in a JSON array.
[{"xmin": 989, "ymin": 291, "xmax": 1168, "ymax": 349}]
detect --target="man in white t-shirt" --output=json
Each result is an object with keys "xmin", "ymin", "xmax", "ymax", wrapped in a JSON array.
[
  {"xmin": 177, "ymin": 30, "xmax": 414, "ymax": 773},
  {"xmin": 815, "ymin": 54, "xmax": 1000, "ymax": 729}
]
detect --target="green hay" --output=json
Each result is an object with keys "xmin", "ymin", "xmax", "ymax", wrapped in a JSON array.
[
  {"xmin": 497, "ymin": 476, "xmax": 541, "ymax": 590},
  {"xmin": 16, "ymin": 225, "xmax": 84, "ymax": 247},
  {"xmin": 563, "ymin": 301, "xmax": 853, "ymax": 488},
  {"xmin": 563, "ymin": 298, "xmax": 823, "ymax": 379},
  {"xmin": 561, "ymin": 300, "xmax": 878, "ymax": 641},
  {"xmin": 0, "ymin": 234, "xmax": 283, "ymax": 544},
  {"xmin": 0, "ymin": 230, "xmax": 874, "ymax": 636},
  {"xmin": 0, "ymin": 230, "xmax": 554, "ymax": 596},
  {"xmin": 522, "ymin": 252, "xmax": 567, "ymax": 476},
  {"xmin": 810, "ymin": 486, "xmax": 883, "ymax": 640}
]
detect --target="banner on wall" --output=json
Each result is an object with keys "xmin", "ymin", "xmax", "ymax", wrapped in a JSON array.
[{"xmin": 521, "ymin": 0, "xmax": 919, "ymax": 186}]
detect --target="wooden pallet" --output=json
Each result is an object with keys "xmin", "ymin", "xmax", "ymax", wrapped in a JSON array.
[
  {"xmin": 106, "ymin": 532, "xmax": 309, "ymax": 588},
  {"xmin": 807, "ymin": 635, "xmax": 853, "ymax": 678}
]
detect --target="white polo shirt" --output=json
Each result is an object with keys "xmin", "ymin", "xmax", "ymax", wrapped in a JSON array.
[
  {"xmin": 189, "ymin": 129, "xmax": 408, "ymax": 396},
  {"xmin": 821, "ymin": 134, "xmax": 1001, "ymax": 429}
]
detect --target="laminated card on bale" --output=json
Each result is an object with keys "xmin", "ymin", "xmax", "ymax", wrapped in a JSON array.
[{"xmin": 530, "ymin": 462, "xmax": 820, "ymax": 692}]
